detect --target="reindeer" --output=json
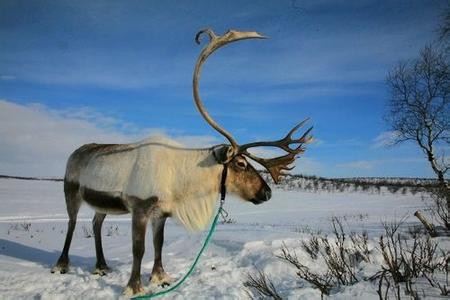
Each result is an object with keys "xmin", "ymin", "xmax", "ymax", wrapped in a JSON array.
[{"xmin": 51, "ymin": 28, "xmax": 312, "ymax": 295}]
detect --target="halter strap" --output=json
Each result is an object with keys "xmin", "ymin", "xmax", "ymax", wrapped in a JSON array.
[{"xmin": 219, "ymin": 164, "xmax": 228, "ymax": 203}]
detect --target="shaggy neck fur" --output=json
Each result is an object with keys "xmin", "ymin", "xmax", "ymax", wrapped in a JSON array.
[{"xmin": 168, "ymin": 148, "xmax": 223, "ymax": 231}]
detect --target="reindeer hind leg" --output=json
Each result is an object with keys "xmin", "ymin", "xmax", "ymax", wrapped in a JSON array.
[
  {"xmin": 51, "ymin": 181, "xmax": 82, "ymax": 274},
  {"xmin": 150, "ymin": 217, "xmax": 173, "ymax": 287},
  {"xmin": 92, "ymin": 212, "xmax": 110, "ymax": 275},
  {"xmin": 124, "ymin": 211, "xmax": 148, "ymax": 296}
]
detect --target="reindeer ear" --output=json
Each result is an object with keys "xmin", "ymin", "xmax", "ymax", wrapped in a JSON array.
[{"xmin": 213, "ymin": 145, "xmax": 234, "ymax": 164}]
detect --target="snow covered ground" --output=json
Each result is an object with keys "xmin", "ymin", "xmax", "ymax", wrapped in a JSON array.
[{"xmin": 0, "ymin": 178, "xmax": 444, "ymax": 299}]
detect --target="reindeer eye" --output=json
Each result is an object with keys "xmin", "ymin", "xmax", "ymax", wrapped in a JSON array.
[{"xmin": 236, "ymin": 160, "xmax": 247, "ymax": 170}]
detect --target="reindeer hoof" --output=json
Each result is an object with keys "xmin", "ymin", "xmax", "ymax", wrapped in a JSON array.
[
  {"xmin": 51, "ymin": 264, "xmax": 69, "ymax": 274},
  {"xmin": 123, "ymin": 283, "xmax": 146, "ymax": 297},
  {"xmin": 150, "ymin": 272, "xmax": 174, "ymax": 287},
  {"xmin": 92, "ymin": 265, "xmax": 110, "ymax": 276}
]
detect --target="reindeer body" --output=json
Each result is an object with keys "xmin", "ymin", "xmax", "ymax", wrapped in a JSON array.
[
  {"xmin": 67, "ymin": 136, "xmax": 222, "ymax": 230},
  {"xmin": 53, "ymin": 136, "xmax": 236, "ymax": 294}
]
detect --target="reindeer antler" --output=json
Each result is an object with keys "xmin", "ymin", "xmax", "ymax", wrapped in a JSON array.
[
  {"xmin": 193, "ymin": 28, "xmax": 266, "ymax": 154},
  {"xmin": 239, "ymin": 120, "xmax": 313, "ymax": 183},
  {"xmin": 193, "ymin": 28, "xmax": 313, "ymax": 183}
]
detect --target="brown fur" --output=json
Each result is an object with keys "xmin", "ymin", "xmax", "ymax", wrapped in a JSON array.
[
  {"xmin": 82, "ymin": 187, "xmax": 129, "ymax": 213},
  {"xmin": 227, "ymin": 155, "xmax": 271, "ymax": 204}
]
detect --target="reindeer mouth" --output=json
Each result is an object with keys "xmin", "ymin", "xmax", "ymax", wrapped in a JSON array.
[
  {"xmin": 250, "ymin": 189, "xmax": 272, "ymax": 205},
  {"xmin": 250, "ymin": 198, "xmax": 266, "ymax": 205}
]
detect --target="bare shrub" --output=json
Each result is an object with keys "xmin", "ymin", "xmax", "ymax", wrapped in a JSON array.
[
  {"xmin": 292, "ymin": 224, "xmax": 322, "ymax": 235},
  {"xmin": 105, "ymin": 224, "xmax": 120, "ymax": 237},
  {"xmin": 423, "ymin": 249, "xmax": 449, "ymax": 296},
  {"xmin": 277, "ymin": 217, "xmax": 370, "ymax": 297},
  {"xmin": 350, "ymin": 230, "xmax": 370, "ymax": 263},
  {"xmin": 7, "ymin": 222, "xmax": 32, "ymax": 234},
  {"xmin": 301, "ymin": 235, "xmax": 320, "ymax": 259},
  {"xmin": 82, "ymin": 225, "xmax": 93, "ymax": 238},
  {"xmin": 20, "ymin": 222, "xmax": 31, "ymax": 231},
  {"xmin": 245, "ymin": 216, "xmax": 448, "ymax": 299},
  {"xmin": 278, "ymin": 243, "xmax": 333, "ymax": 297},
  {"xmin": 243, "ymin": 268, "xmax": 282, "ymax": 300},
  {"xmin": 374, "ymin": 218, "xmax": 448, "ymax": 298},
  {"xmin": 318, "ymin": 217, "xmax": 359, "ymax": 285},
  {"xmin": 428, "ymin": 186, "xmax": 450, "ymax": 230}
]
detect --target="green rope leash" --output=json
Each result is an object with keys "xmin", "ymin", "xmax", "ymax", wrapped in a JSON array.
[
  {"xmin": 132, "ymin": 206, "xmax": 223, "ymax": 299},
  {"xmin": 132, "ymin": 165, "xmax": 228, "ymax": 299}
]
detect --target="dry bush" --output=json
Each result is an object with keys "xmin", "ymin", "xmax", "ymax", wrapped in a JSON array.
[
  {"xmin": 301, "ymin": 235, "xmax": 320, "ymax": 259},
  {"xmin": 244, "ymin": 216, "xmax": 448, "ymax": 299},
  {"xmin": 422, "ymin": 248, "xmax": 449, "ymax": 296},
  {"xmin": 243, "ymin": 268, "xmax": 282, "ymax": 300},
  {"xmin": 428, "ymin": 185, "xmax": 450, "ymax": 231},
  {"xmin": 82, "ymin": 225, "xmax": 94, "ymax": 238},
  {"xmin": 105, "ymin": 224, "xmax": 120, "ymax": 236},
  {"xmin": 20, "ymin": 222, "xmax": 31, "ymax": 231},
  {"xmin": 278, "ymin": 243, "xmax": 333, "ymax": 297},
  {"xmin": 350, "ymin": 230, "xmax": 370, "ymax": 262},
  {"xmin": 7, "ymin": 222, "xmax": 32, "ymax": 235},
  {"xmin": 374, "ymin": 218, "xmax": 449, "ymax": 298},
  {"xmin": 277, "ymin": 217, "xmax": 370, "ymax": 297}
]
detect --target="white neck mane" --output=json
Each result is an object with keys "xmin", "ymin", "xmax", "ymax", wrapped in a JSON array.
[
  {"xmin": 137, "ymin": 137, "xmax": 223, "ymax": 231},
  {"xmin": 170, "ymin": 148, "xmax": 223, "ymax": 231}
]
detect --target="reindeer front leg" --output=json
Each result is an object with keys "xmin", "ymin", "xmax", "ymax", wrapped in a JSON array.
[
  {"xmin": 150, "ymin": 217, "xmax": 173, "ymax": 287},
  {"xmin": 124, "ymin": 211, "xmax": 148, "ymax": 296}
]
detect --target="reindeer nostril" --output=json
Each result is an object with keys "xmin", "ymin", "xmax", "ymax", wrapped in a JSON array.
[{"xmin": 265, "ymin": 190, "xmax": 272, "ymax": 200}]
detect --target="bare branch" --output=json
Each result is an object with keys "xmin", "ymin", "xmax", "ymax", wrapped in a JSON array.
[{"xmin": 243, "ymin": 268, "xmax": 283, "ymax": 300}]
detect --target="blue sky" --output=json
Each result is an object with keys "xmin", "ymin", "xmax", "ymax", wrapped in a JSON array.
[{"xmin": 0, "ymin": 0, "xmax": 447, "ymax": 178}]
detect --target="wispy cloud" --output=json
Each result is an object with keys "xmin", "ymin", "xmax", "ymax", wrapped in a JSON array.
[
  {"xmin": 0, "ymin": 75, "xmax": 15, "ymax": 80},
  {"xmin": 313, "ymin": 138, "xmax": 365, "ymax": 149},
  {"xmin": 293, "ymin": 156, "xmax": 325, "ymax": 176},
  {"xmin": 336, "ymin": 160, "xmax": 374, "ymax": 170},
  {"xmin": 336, "ymin": 157, "xmax": 425, "ymax": 172},
  {"xmin": 372, "ymin": 131, "xmax": 401, "ymax": 148}
]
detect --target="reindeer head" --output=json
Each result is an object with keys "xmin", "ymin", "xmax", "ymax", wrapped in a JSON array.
[{"xmin": 193, "ymin": 28, "xmax": 313, "ymax": 204}]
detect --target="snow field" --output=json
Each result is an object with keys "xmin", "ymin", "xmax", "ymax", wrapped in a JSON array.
[{"xmin": 0, "ymin": 178, "xmax": 444, "ymax": 299}]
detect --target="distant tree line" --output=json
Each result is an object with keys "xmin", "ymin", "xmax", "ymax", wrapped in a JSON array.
[{"xmin": 260, "ymin": 171, "xmax": 446, "ymax": 195}]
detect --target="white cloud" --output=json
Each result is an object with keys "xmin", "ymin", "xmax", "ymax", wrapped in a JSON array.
[
  {"xmin": 293, "ymin": 156, "xmax": 325, "ymax": 176},
  {"xmin": 372, "ymin": 131, "xmax": 401, "ymax": 148},
  {"xmin": 336, "ymin": 160, "xmax": 373, "ymax": 170},
  {"xmin": 0, "ymin": 75, "xmax": 16, "ymax": 80},
  {"xmin": 0, "ymin": 100, "xmax": 217, "ymax": 177},
  {"xmin": 335, "ymin": 157, "xmax": 428, "ymax": 177}
]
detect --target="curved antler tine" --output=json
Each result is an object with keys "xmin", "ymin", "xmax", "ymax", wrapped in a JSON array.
[
  {"xmin": 195, "ymin": 28, "xmax": 217, "ymax": 45},
  {"xmin": 295, "ymin": 126, "xmax": 314, "ymax": 143},
  {"xmin": 223, "ymin": 29, "xmax": 267, "ymax": 42},
  {"xmin": 286, "ymin": 118, "xmax": 310, "ymax": 140},
  {"xmin": 193, "ymin": 28, "xmax": 266, "ymax": 153},
  {"xmin": 283, "ymin": 164, "xmax": 295, "ymax": 171}
]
